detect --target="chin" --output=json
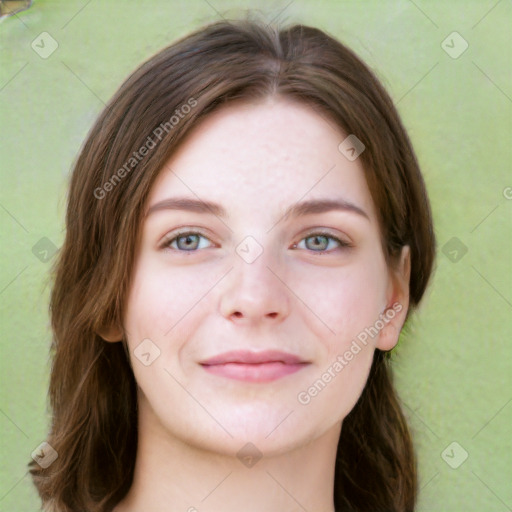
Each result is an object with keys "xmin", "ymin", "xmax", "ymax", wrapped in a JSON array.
[{"xmin": 163, "ymin": 408, "xmax": 315, "ymax": 458}]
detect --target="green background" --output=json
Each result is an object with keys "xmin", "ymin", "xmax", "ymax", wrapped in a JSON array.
[{"xmin": 1, "ymin": 0, "xmax": 511, "ymax": 510}]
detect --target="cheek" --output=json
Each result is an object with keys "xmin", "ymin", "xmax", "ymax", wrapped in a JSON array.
[
  {"xmin": 294, "ymin": 254, "xmax": 387, "ymax": 420},
  {"xmin": 292, "ymin": 259, "xmax": 384, "ymax": 418},
  {"xmin": 124, "ymin": 256, "xmax": 219, "ymax": 340},
  {"xmin": 286, "ymin": 254, "xmax": 387, "ymax": 352},
  {"xmin": 296, "ymin": 344, "xmax": 374, "ymax": 427},
  {"xmin": 123, "ymin": 258, "xmax": 219, "ymax": 397}
]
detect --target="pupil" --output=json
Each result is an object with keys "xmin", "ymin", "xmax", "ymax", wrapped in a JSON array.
[
  {"xmin": 180, "ymin": 235, "xmax": 197, "ymax": 250},
  {"xmin": 310, "ymin": 235, "xmax": 326, "ymax": 249}
]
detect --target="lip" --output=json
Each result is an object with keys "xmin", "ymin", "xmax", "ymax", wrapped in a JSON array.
[{"xmin": 199, "ymin": 350, "xmax": 310, "ymax": 383}]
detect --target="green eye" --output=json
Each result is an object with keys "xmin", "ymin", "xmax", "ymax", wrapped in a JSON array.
[
  {"xmin": 161, "ymin": 230, "xmax": 351, "ymax": 253},
  {"xmin": 295, "ymin": 233, "xmax": 351, "ymax": 253},
  {"xmin": 164, "ymin": 231, "xmax": 213, "ymax": 251}
]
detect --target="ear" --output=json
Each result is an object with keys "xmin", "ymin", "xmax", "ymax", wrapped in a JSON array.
[
  {"xmin": 97, "ymin": 324, "xmax": 123, "ymax": 343},
  {"xmin": 376, "ymin": 245, "xmax": 411, "ymax": 351}
]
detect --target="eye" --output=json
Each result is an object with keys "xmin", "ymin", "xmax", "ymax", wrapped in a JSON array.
[
  {"xmin": 160, "ymin": 229, "xmax": 351, "ymax": 254},
  {"xmin": 293, "ymin": 232, "xmax": 351, "ymax": 253},
  {"xmin": 162, "ymin": 230, "xmax": 214, "ymax": 252}
]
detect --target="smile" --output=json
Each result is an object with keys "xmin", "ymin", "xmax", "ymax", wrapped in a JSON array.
[{"xmin": 199, "ymin": 350, "xmax": 310, "ymax": 383}]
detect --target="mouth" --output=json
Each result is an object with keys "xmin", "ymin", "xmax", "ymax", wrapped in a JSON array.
[{"xmin": 199, "ymin": 350, "xmax": 310, "ymax": 383}]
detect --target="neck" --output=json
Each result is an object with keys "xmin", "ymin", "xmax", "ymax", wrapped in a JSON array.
[{"xmin": 114, "ymin": 396, "xmax": 340, "ymax": 512}]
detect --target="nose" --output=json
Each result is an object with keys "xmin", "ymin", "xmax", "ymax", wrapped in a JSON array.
[{"xmin": 219, "ymin": 248, "xmax": 291, "ymax": 325}]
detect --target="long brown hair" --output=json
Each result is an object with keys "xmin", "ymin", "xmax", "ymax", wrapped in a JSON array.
[{"xmin": 29, "ymin": 17, "xmax": 436, "ymax": 512}]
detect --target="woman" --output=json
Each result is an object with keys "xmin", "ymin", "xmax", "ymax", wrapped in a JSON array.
[{"xmin": 29, "ymin": 18, "xmax": 436, "ymax": 512}]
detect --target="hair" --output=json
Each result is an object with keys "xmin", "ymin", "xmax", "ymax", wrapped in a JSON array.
[{"xmin": 29, "ymin": 17, "xmax": 436, "ymax": 512}]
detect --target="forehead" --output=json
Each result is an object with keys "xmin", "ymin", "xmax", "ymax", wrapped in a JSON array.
[{"xmin": 147, "ymin": 96, "xmax": 377, "ymax": 223}]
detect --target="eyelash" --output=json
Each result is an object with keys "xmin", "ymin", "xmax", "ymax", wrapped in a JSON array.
[{"xmin": 161, "ymin": 229, "xmax": 352, "ymax": 254}]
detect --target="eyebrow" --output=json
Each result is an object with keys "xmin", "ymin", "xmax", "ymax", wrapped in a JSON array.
[{"xmin": 145, "ymin": 197, "xmax": 370, "ymax": 221}]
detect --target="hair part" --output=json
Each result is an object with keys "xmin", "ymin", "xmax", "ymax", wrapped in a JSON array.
[{"xmin": 30, "ymin": 17, "xmax": 435, "ymax": 512}]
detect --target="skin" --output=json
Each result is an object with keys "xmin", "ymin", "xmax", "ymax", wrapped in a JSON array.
[{"xmin": 106, "ymin": 96, "xmax": 411, "ymax": 512}]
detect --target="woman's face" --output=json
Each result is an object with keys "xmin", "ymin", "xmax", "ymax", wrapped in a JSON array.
[{"xmin": 118, "ymin": 96, "xmax": 409, "ymax": 457}]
